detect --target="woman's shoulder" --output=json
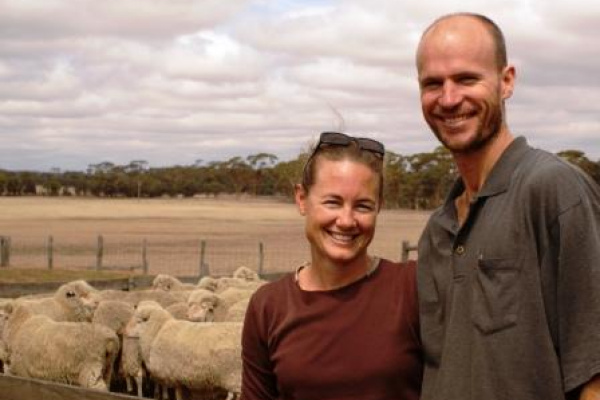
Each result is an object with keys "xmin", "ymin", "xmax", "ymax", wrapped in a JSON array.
[
  {"xmin": 378, "ymin": 258, "xmax": 417, "ymax": 276},
  {"xmin": 250, "ymin": 271, "xmax": 296, "ymax": 304}
]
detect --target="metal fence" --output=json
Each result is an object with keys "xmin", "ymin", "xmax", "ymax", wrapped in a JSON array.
[{"xmin": 0, "ymin": 234, "xmax": 417, "ymax": 277}]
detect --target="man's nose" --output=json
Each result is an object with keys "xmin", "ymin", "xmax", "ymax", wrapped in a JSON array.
[{"xmin": 439, "ymin": 81, "xmax": 462, "ymax": 108}]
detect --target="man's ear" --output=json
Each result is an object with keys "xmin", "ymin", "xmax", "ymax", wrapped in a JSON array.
[
  {"xmin": 501, "ymin": 64, "xmax": 516, "ymax": 100},
  {"xmin": 294, "ymin": 183, "xmax": 307, "ymax": 216}
]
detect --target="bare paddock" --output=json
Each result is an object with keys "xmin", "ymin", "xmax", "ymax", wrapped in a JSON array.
[{"xmin": 0, "ymin": 197, "xmax": 430, "ymax": 276}]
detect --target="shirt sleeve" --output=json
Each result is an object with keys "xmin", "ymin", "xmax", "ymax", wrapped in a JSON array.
[
  {"xmin": 556, "ymin": 183, "xmax": 600, "ymax": 392},
  {"xmin": 240, "ymin": 292, "xmax": 279, "ymax": 400}
]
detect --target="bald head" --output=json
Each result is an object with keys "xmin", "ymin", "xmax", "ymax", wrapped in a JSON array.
[{"xmin": 417, "ymin": 13, "xmax": 507, "ymax": 72}]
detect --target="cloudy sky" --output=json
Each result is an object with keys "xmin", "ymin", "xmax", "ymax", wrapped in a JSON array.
[{"xmin": 1, "ymin": 0, "xmax": 598, "ymax": 172}]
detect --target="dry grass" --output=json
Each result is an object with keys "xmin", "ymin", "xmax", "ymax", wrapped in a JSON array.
[{"xmin": 0, "ymin": 196, "xmax": 431, "ymax": 276}]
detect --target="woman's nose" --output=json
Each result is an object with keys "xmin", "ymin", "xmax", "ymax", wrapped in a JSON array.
[{"xmin": 336, "ymin": 208, "xmax": 357, "ymax": 228}]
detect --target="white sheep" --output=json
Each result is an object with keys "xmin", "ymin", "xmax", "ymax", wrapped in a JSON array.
[
  {"xmin": 152, "ymin": 274, "xmax": 195, "ymax": 292},
  {"xmin": 99, "ymin": 288, "xmax": 189, "ymax": 308},
  {"xmin": 92, "ymin": 300, "xmax": 135, "ymax": 335},
  {"xmin": 215, "ymin": 277, "xmax": 267, "ymax": 294},
  {"xmin": 93, "ymin": 300, "xmax": 146, "ymax": 396},
  {"xmin": 223, "ymin": 298, "xmax": 250, "ymax": 323},
  {"xmin": 217, "ymin": 286, "xmax": 257, "ymax": 310},
  {"xmin": 232, "ymin": 266, "xmax": 261, "ymax": 282},
  {"xmin": 6, "ymin": 305, "xmax": 120, "ymax": 391},
  {"xmin": 165, "ymin": 302, "xmax": 189, "ymax": 320},
  {"xmin": 124, "ymin": 300, "xmax": 168, "ymax": 399},
  {"xmin": 186, "ymin": 289, "xmax": 222, "ymax": 322},
  {"xmin": 126, "ymin": 303, "xmax": 243, "ymax": 400},
  {"xmin": 196, "ymin": 276, "xmax": 218, "ymax": 292},
  {"xmin": 14, "ymin": 279, "xmax": 100, "ymax": 322}
]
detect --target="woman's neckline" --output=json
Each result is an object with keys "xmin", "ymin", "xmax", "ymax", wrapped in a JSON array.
[{"xmin": 294, "ymin": 256, "xmax": 381, "ymax": 292}]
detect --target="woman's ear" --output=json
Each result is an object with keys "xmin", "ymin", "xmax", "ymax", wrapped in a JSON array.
[{"xmin": 294, "ymin": 183, "xmax": 307, "ymax": 216}]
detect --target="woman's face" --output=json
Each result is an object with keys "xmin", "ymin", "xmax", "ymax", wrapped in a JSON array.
[{"xmin": 295, "ymin": 157, "xmax": 381, "ymax": 267}]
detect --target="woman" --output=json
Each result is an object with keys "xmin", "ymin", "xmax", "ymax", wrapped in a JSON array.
[{"xmin": 241, "ymin": 132, "xmax": 422, "ymax": 400}]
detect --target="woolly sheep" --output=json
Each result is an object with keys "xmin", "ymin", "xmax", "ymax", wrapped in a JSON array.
[
  {"xmin": 0, "ymin": 301, "xmax": 13, "ymax": 371},
  {"xmin": 153, "ymin": 274, "xmax": 195, "ymax": 292},
  {"xmin": 217, "ymin": 286, "xmax": 256, "ymax": 310},
  {"xmin": 14, "ymin": 280, "xmax": 100, "ymax": 322},
  {"xmin": 215, "ymin": 277, "xmax": 266, "ymax": 294},
  {"xmin": 186, "ymin": 289, "xmax": 222, "ymax": 322},
  {"xmin": 232, "ymin": 266, "xmax": 261, "ymax": 282},
  {"xmin": 223, "ymin": 298, "xmax": 250, "ymax": 323},
  {"xmin": 93, "ymin": 300, "xmax": 144, "ymax": 396},
  {"xmin": 6, "ymin": 305, "xmax": 120, "ymax": 391},
  {"xmin": 92, "ymin": 300, "xmax": 135, "ymax": 335},
  {"xmin": 126, "ymin": 304, "xmax": 243, "ymax": 400},
  {"xmin": 98, "ymin": 288, "xmax": 188, "ymax": 308},
  {"xmin": 165, "ymin": 302, "xmax": 189, "ymax": 320},
  {"xmin": 196, "ymin": 276, "xmax": 218, "ymax": 291},
  {"xmin": 124, "ymin": 300, "xmax": 168, "ymax": 399}
]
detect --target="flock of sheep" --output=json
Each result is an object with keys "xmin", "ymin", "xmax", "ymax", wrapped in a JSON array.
[{"xmin": 0, "ymin": 266, "xmax": 267, "ymax": 400}]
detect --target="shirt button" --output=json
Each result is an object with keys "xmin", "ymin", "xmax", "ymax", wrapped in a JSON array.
[{"xmin": 455, "ymin": 245, "xmax": 465, "ymax": 255}]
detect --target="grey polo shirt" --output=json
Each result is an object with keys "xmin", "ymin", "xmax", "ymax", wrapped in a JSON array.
[{"xmin": 418, "ymin": 137, "xmax": 600, "ymax": 400}]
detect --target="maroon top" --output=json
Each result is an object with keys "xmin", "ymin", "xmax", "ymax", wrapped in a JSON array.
[{"xmin": 241, "ymin": 259, "xmax": 422, "ymax": 400}]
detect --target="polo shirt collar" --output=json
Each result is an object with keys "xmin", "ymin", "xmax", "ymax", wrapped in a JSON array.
[
  {"xmin": 436, "ymin": 136, "xmax": 531, "ymax": 230},
  {"xmin": 477, "ymin": 136, "xmax": 531, "ymax": 198}
]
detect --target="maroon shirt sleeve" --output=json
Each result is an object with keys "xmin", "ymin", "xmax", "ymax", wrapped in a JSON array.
[{"xmin": 241, "ymin": 286, "xmax": 279, "ymax": 400}]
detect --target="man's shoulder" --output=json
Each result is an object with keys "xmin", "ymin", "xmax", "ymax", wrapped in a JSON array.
[{"xmin": 515, "ymin": 147, "xmax": 591, "ymax": 190}]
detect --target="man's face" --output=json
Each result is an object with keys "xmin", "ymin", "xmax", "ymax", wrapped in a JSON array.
[{"xmin": 416, "ymin": 18, "xmax": 514, "ymax": 154}]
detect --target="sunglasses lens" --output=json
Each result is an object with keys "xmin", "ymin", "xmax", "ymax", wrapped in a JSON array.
[
  {"xmin": 357, "ymin": 139, "xmax": 385, "ymax": 155},
  {"xmin": 319, "ymin": 132, "xmax": 351, "ymax": 146},
  {"xmin": 315, "ymin": 131, "xmax": 384, "ymax": 157}
]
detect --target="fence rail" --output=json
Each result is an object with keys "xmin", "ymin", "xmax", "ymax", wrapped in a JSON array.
[{"xmin": 0, "ymin": 234, "xmax": 418, "ymax": 277}]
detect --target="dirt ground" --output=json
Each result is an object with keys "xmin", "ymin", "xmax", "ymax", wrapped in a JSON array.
[{"xmin": 0, "ymin": 196, "xmax": 430, "ymax": 276}]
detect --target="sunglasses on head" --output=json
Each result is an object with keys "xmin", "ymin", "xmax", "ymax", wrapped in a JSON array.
[{"xmin": 313, "ymin": 131, "xmax": 385, "ymax": 157}]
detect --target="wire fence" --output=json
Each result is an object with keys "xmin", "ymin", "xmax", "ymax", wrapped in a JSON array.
[{"xmin": 0, "ymin": 234, "xmax": 417, "ymax": 277}]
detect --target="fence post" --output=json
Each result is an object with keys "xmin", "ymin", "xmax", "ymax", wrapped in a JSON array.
[
  {"xmin": 199, "ymin": 240, "xmax": 209, "ymax": 277},
  {"xmin": 5, "ymin": 236, "xmax": 10, "ymax": 267},
  {"xmin": 0, "ymin": 236, "xmax": 10, "ymax": 268},
  {"xmin": 401, "ymin": 240, "xmax": 417, "ymax": 263},
  {"xmin": 47, "ymin": 235, "xmax": 54, "ymax": 270},
  {"xmin": 96, "ymin": 235, "xmax": 104, "ymax": 271},
  {"xmin": 142, "ymin": 238, "xmax": 148, "ymax": 274},
  {"xmin": 258, "ymin": 241, "xmax": 264, "ymax": 277},
  {"xmin": 0, "ymin": 236, "xmax": 6, "ymax": 268}
]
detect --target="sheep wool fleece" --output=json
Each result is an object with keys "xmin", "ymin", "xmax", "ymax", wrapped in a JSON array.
[
  {"xmin": 418, "ymin": 137, "xmax": 600, "ymax": 400},
  {"xmin": 241, "ymin": 259, "xmax": 422, "ymax": 400}
]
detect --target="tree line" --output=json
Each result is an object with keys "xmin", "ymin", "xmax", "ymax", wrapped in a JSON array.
[{"xmin": 0, "ymin": 148, "xmax": 598, "ymax": 210}]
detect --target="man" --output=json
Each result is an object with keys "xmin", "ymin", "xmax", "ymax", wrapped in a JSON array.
[{"xmin": 415, "ymin": 12, "xmax": 600, "ymax": 400}]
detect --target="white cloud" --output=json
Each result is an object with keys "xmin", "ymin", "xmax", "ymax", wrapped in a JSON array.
[{"xmin": 0, "ymin": 0, "xmax": 599, "ymax": 171}]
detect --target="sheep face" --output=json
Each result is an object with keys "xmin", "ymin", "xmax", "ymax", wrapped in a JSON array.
[
  {"xmin": 152, "ymin": 274, "xmax": 180, "ymax": 292},
  {"xmin": 187, "ymin": 292, "xmax": 220, "ymax": 322},
  {"xmin": 55, "ymin": 280, "xmax": 100, "ymax": 322},
  {"xmin": 197, "ymin": 276, "xmax": 218, "ymax": 292},
  {"xmin": 232, "ymin": 266, "xmax": 259, "ymax": 282},
  {"xmin": 124, "ymin": 304, "xmax": 170, "ymax": 339}
]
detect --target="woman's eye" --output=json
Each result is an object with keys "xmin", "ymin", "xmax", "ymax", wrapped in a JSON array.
[{"xmin": 356, "ymin": 203, "xmax": 375, "ymax": 212}]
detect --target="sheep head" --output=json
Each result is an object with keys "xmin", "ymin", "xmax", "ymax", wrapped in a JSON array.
[
  {"xmin": 196, "ymin": 276, "xmax": 218, "ymax": 292},
  {"xmin": 152, "ymin": 274, "xmax": 182, "ymax": 292},
  {"xmin": 232, "ymin": 266, "xmax": 260, "ymax": 282},
  {"xmin": 187, "ymin": 289, "xmax": 221, "ymax": 322},
  {"xmin": 124, "ymin": 303, "xmax": 171, "ymax": 339},
  {"xmin": 55, "ymin": 280, "xmax": 100, "ymax": 322}
]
